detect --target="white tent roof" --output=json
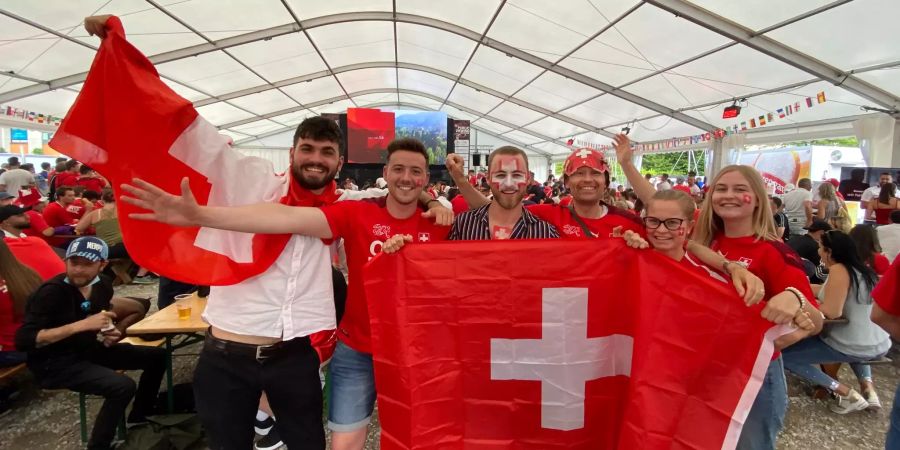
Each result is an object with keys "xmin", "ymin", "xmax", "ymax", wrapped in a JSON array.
[{"xmin": 0, "ymin": 0, "xmax": 897, "ymax": 157}]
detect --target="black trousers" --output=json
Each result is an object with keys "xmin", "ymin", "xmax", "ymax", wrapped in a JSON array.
[
  {"xmin": 31, "ymin": 343, "xmax": 167, "ymax": 450},
  {"xmin": 193, "ymin": 336, "xmax": 325, "ymax": 450}
]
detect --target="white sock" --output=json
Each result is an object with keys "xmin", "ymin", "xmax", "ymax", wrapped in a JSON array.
[{"xmin": 256, "ymin": 410, "xmax": 270, "ymax": 421}]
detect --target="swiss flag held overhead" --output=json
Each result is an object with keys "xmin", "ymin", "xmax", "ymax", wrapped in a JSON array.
[
  {"xmin": 364, "ymin": 240, "xmax": 785, "ymax": 450},
  {"xmin": 49, "ymin": 16, "xmax": 299, "ymax": 285}
]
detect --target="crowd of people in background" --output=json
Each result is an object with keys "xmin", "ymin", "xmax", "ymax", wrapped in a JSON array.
[{"xmin": 1, "ymin": 136, "xmax": 899, "ymax": 450}]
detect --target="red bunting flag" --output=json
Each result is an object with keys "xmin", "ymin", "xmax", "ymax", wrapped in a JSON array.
[
  {"xmin": 806, "ymin": 97, "xmax": 813, "ymax": 107},
  {"xmin": 750, "ymin": 118, "xmax": 756, "ymax": 128},
  {"xmin": 364, "ymin": 240, "xmax": 784, "ymax": 450}
]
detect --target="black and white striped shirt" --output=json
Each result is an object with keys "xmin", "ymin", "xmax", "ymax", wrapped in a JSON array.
[{"xmin": 448, "ymin": 204, "xmax": 559, "ymax": 240}]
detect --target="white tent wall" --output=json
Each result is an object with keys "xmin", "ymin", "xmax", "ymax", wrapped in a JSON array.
[{"xmin": 1, "ymin": 1, "xmax": 899, "ymax": 177}]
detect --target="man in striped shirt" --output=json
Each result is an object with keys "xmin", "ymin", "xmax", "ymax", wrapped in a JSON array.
[{"xmin": 449, "ymin": 146, "xmax": 558, "ymax": 240}]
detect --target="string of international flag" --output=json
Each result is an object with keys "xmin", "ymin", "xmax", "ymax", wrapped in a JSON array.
[
  {"xmin": 0, "ymin": 105, "xmax": 62, "ymax": 126},
  {"xmin": 569, "ymin": 91, "xmax": 828, "ymax": 154}
]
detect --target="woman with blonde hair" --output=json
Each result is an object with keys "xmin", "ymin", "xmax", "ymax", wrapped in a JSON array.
[
  {"xmin": 692, "ymin": 165, "xmax": 823, "ymax": 450},
  {"xmin": 817, "ymin": 181, "xmax": 845, "ymax": 222}
]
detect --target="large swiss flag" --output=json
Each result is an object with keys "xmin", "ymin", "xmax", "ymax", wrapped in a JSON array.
[
  {"xmin": 48, "ymin": 16, "xmax": 292, "ymax": 285},
  {"xmin": 364, "ymin": 240, "xmax": 786, "ymax": 450}
]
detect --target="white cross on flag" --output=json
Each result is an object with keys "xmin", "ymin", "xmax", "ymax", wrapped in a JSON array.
[
  {"xmin": 48, "ymin": 16, "xmax": 301, "ymax": 285},
  {"xmin": 365, "ymin": 240, "xmax": 787, "ymax": 450}
]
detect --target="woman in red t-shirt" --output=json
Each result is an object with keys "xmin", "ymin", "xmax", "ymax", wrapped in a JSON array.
[
  {"xmin": 692, "ymin": 165, "xmax": 823, "ymax": 450},
  {"xmin": 622, "ymin": 190, "xmax": 733, "ymax": 279},
  {"xmin": 0, "ymin": 240, "xmax": 44, "ymax": 367}
]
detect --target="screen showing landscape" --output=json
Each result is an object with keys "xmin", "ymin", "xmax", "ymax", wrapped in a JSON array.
[
  {"xmin": 394, "ymin": 110, "xmax": 448, "ymax": 165},
  {"xmin": 346, "ymin": 108, "xmax": 448, "ymax": 165}
]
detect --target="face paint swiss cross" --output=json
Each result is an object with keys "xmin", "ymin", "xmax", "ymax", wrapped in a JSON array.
[{"xmin": 490, "ymin": 156, "xmax": 527, "ymax": 193}]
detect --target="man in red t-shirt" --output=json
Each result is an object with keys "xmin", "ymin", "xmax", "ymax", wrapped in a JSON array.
[
  {"xmin": 122, "ymin": 137, "xmax": 449, "ymax": 450},
  {"xmin": 41, "ymin": 187, "xmax": 85, "ymax": 247},
  {"xmin": 42, "ymin": 186, "xmax": 88, "ymax": 227},
  {"xmin": 53, "ymin": 160, "xmax": 81, "ymax": 191},
  {"xmin": 76, "ymin": 165, "xmax": 108, "ymax": 194}
]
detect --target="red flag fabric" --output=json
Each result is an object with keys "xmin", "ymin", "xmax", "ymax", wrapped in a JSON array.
[
  {"xmin": 48, "ymin": 16, "xmax": 306, "ymax": 285},
  {"xmin": 364, "ymin": 240, "xmax": 784, "ymax": 450}
]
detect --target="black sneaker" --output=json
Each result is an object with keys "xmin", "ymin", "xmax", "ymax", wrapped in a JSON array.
[
  {"xmin": 254, "ymin": 424, "xmax": 283, "ymax": 450},
  {"xmin": 254, "ymin": 415, "xmax": 274, "ymax": 436}
]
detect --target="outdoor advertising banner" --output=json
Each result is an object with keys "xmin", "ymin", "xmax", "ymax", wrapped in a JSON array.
[{"xmin": 738, "ymin": 147, "xmax": 812, "ymax": 195}]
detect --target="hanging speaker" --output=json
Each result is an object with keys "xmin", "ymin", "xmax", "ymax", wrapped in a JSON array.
[{"xmin": 471, "ymin": 154, "xmax": 481, "ymax": 166}]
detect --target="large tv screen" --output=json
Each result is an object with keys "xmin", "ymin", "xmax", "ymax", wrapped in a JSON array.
[
  {"xmin": 346, "ymin": 108, "xmax": 448, "ymax": 165},
  {"xmin": 347, "ymin": 108, "xmax": 395, "ymax": 163},
  {"xmin": 394, "ymin": 110, "xmax": 448, "ymax": 165}
]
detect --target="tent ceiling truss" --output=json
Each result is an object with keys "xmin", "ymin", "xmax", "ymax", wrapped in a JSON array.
[{"xmin": 0, "ymin": 1, "xmax": 896, "ymax": 156}]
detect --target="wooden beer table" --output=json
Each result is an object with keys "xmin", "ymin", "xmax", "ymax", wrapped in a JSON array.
[{"xmin": 128, "ymin": 293, "xmax": 208, "ymax": 412}]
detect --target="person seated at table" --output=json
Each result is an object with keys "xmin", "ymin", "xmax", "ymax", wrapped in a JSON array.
[
  {"xmin": 14, "ymin": 237, "xmax": 166, "ymax": 450},
  {"xmin": 42, "ymin": 187, "xmax": 86, "ymax": 247},
  {"xmin": 77, "ymin": 189, "xmax": 154, "ymax": 284},
  {"xmin": 782, "ymin": 230, "xmax": 890, "ymax": 414},
  {"xmin": 82, "ymin": 189, "xmax": 103, "ymax": 210},
  {"xmin": 0, "ymin": 239, "xmax": 45, "ymax": 413},
  {"xmin": 0, "ymin": 239, "xmax": 44, "ymax": 366}
]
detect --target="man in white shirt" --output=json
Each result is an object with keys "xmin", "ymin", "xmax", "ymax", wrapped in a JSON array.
[
  {"xmin": 861, "ymin": 173, "xmax": 893, "ymax": 223},
  {"xmin": 656, "ymin": 173, "xmax": 672, "ymax": 190},
  {"xmin": 0, "ymin": 157, "xmax": 36, "ymax": 196},
  {"xmin": 782, "ymin": 178, "xmax": 814, "ymax": 235},
  {"xmin": 878, "ymin": 210, "xmax": 900, "ymax": 263}
]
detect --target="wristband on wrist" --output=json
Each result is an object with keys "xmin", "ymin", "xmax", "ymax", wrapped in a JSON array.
[{"xmin": 784, "ymin": 287, "xmax": 807, "ymax": 311}]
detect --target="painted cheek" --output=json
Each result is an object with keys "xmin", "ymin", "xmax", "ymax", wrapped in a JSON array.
[
  {"xmin": 742, "ymin": 194, "xmax": 753, "ymax": 204},
  {"xmin": 676, "ymin": 228, "xmax": 685, "ymax": 236},
  {"xmin": 414, "ymin": 179, "xmax": 424, "ymax": 188}
]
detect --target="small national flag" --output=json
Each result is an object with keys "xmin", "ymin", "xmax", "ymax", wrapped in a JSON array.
[
  {"xmin": 794, "ymin": 101, "xmax": 802, "ymax": 112},
  {"xmin": 27, "ymin": 112, "xmax": 35, "ymax": 121},
  {"xmin": 806, "ymin": 97, "xmax": 813, "ymax": 107},
  {"xmin": 740, "ymin": 122, "xmax": 747, "ymax": 130},
  {"xmin": 767, "ymin": 112, "xmax": 774, "ymax": 122},
  {"xmin": 777, "ymin": 108, "xmax": 785, "ymax": 119},
  {"xmin": 759, "ymin": 115, "xmax": 766, "ymax": 126},
  {"xmin": 786, "ymin": 105, "xmax": 793, "ymax": 115},
  {"xmin": 750, "ymin": 118, "xmax": 757, "ymax": 128},
  {"xmin": 817, "ymin": 91, "xmax": 826, "ymax": 104}
]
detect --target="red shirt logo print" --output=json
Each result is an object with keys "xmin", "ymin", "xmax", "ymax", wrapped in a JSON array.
[{"xmin": 372, "ymin": 224, "xmax": 391, "ymax": 238}]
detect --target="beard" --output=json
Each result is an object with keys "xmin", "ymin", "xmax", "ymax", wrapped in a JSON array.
[
  {"xmin": 493, "ymin": 189, "xmax": 525, "ymax": 210},
  {"xmin": 66, "ymin": 274, "xmax": 95, "ymax": 288},
  {"xmin": 291, "ymin": 162, "xmax": 337, "ymax": 190}
]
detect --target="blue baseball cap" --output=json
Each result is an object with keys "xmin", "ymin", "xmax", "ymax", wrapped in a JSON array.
[{"xmin": 65, "ymin": 236, "xmax": 109, "ymax": 262}]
